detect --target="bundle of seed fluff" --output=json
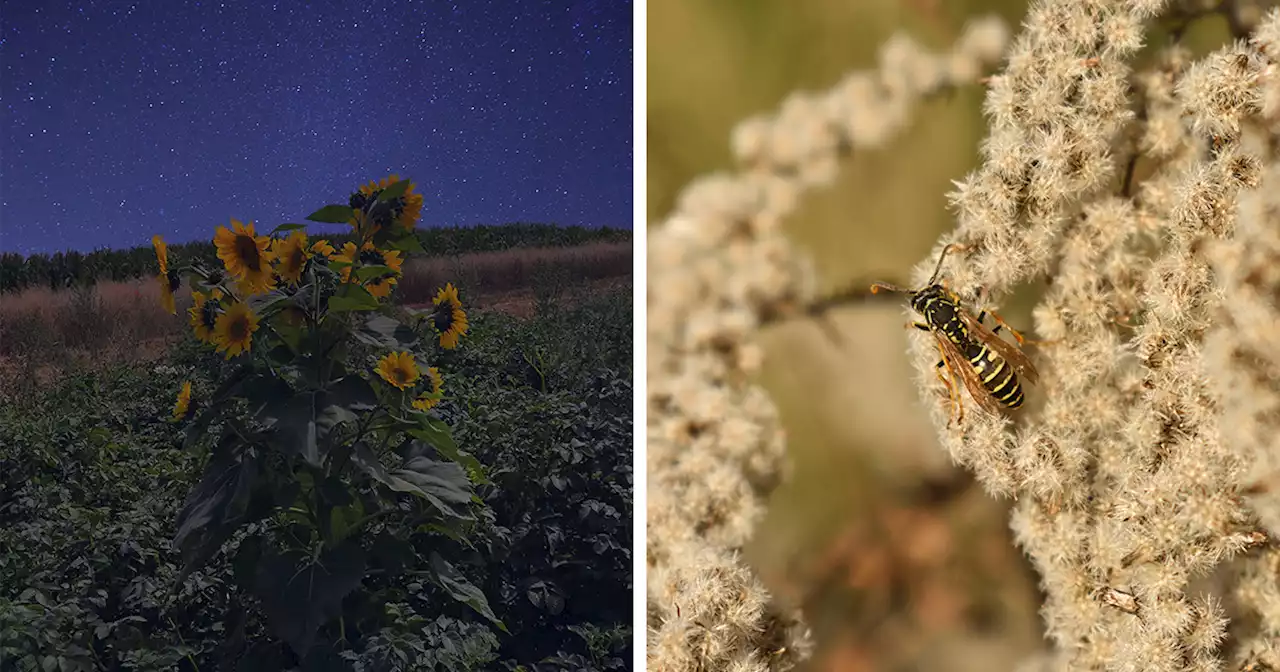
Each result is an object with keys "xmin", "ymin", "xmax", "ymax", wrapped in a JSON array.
[
  {"xmin": 878, "ymin": 0, "xmax": 1280, "ymax": 669},
  {"xmin": 646, "ymin": 17, "xmax": 1010, "ymax": 671}
]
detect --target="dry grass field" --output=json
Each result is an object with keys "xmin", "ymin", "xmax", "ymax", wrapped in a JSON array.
[{"xmin": 0, "ymin": 241, "xmax": 632, "ymax": 399}]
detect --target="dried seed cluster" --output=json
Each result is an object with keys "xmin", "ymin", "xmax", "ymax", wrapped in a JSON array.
[
  {"xmin": 895, "ymin": 1, "xmax": 1280, "ymax": 669},
  {"xmin": 647, "ymin": 18, "xmax": 1010, "ymax": 672}
]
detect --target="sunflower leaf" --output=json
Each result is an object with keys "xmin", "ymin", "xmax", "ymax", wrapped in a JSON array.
[
  {"xmin": 351, "ymin": 445, "xmax": 474, "ymax": 521},
  {"xmin": 427, "ymin": 551, "xmax": 506, "ymax": 632},
  {"xmin": 376, "ymin": 179, "xmax": 410, "ymax": 201},
  {"xmin": 306, "ymin": 205, "xmax": 355, "ymax": 224},
  {"xmin": 173, "ymin": 450, "xmax": 259, "ymax": 579},
  {"xmin": 392, "ymin": 456, "xmax": 474, "ymax": 518},
  {"xmin": 252, "ymin": 539, "xmax": 367, "ymax": 655},
  {"xmin": 327, "ymin": 375, "xmax": 377, "ymax": 413},
  {"xmin": 273, "ymin": 321, "xmax": 305, "ymax": 353},
  {"xmin": 264, "ymin": 390, "xmax": 360, "ymax": 467},
  {"xmin": 268, "ymin": 222, "xmax": 308, "ymax": 235},
  {"xmin": 328, "ymin": 284, "xmax": 380, "ymax": 313},
  {"xmin": 248, "ymin": 292, "xmax": 293, "ymax": 315},
  {"xmin": 405, "ymin": 416, "xmax": 488, "ymax": 485},
  {"xmin": 354, "ymin": 265, "xmax": 395, "ymax": 282},
  {"xmin": 353, "ymin": 314, "xmax": 419, "ymax": 350}
]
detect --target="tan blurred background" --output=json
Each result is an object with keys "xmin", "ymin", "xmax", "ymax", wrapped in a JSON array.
[
  {"xmin": 651, "ymin": 1, "xmax": 1036, "ymax": 670},
  {"xmin": 648, "ymin": 2, "xmax": 1240, "ymax": 670}
]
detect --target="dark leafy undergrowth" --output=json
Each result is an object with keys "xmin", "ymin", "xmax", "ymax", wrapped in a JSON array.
[{"xmin": 0, "ymin": 289, "xmax": 632, "ymax": 671}]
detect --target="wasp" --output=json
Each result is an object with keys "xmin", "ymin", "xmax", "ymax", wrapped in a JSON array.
[{"xmin": 870, "ymin": 244, "xmax": 1039, "ymax": 424}]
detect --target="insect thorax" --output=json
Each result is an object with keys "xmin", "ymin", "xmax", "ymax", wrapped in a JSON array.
[{"xmin": 913, "ymin": 286, "xmax": 969, "ymax": 344}]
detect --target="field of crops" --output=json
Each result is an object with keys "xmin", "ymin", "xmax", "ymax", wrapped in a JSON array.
[
  {"xmin": 0, "ymin": 223, "xmax": 631, "ymax": 294},
  {"xmin": 0, "ymin": 241, "xmax": 631, "ymax": 391},
  {"xmin": 0, "ymin": 283, "xmax": 632, "ymax": 670}
]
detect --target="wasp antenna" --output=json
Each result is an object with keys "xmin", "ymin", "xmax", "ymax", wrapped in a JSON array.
[
  {"xmin": 926, "ymin": 243, "xmax": 964, "ymax": 286},
  {"xmin": 869, "ymin": 282, "xmax": 909, "ymax": 294}
]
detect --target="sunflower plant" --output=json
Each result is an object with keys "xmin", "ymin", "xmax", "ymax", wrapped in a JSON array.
[{"xmin": 150, "ymin": 175, "xmax": 498, "ymax": 660}]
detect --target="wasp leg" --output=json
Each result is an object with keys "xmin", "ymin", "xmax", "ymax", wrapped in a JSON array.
[
  {"xmin": 971, "ymin": 286, "xmax": 1019, "ymax": 342},
  {"xmin": 932, "ymin": 342, "xmax": 963, "ymax": 426},
  {"xmin": 912, "ymin": 322, "xmax": 962, "ymax": 423},
  {"xmin": 973, "ymin": 307, "xmax": 1026, "ymax": 345},
  {"xmin": 986, "ymin": 309, "xmax": 1027, "ymax": 345}
]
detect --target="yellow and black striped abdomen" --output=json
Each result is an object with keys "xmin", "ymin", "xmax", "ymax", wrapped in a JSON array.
[{"xmin": 965, "ymin": 342, "xmax": 1024, "ymax": 409}]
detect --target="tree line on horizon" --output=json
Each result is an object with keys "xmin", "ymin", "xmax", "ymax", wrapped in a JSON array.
[{"xmin": 0, "ymin": 222, "xmax": 631, "ymax": 294}]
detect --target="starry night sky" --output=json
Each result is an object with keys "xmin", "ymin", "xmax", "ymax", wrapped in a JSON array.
[{"xmin": 0, "ymin": 0, "xmax": 632, "ymax": 256}]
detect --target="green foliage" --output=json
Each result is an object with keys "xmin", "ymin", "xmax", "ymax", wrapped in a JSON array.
[
  {"xmin": 0, "ymin": 290, "xmax": 632, "ymax": 670},
  {"xmin": 156, "ymin": 180, "xmax": 505, "ymax": 664},
  {"xmin": 0, "ymin": 224, "xmax": 631, "ymax": 294},
  {"xmin": 440, "ymin": 292, "xmax": 633, "ymax": 669}
]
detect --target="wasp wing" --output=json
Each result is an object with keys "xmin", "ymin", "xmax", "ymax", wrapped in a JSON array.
[
  {"xmin": 930, "ymin": 330, "xmax": 1004, "ymax": 417},
  {"xmin": 960, "ymin": 312, "xmax": 1039, "ymax": 385}
]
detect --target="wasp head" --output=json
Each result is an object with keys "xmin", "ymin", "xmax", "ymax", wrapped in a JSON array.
[{"xmin": 909, "ymin": 284, "xmax": 948, "ymax": 314}]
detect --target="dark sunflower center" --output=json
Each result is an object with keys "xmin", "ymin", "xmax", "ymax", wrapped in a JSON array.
[
  {"xmin": 360, "ymin": 191, "xmax": 405, "ymax": 230},
  {"xmin": 200, "ymin": 302, "xmax": 219, "ymax": 329},
  {"xmin": 228, "ymin": 315, "xmax": 250, "ymax": 341},
  {"xmin": 359, "ymin": 249, "xmax": 386, "ymax": 266},
  {"xmin": 166, "ymin": 270, "xmax": 182, "ymax": 291},
  {"xmin": 432, "ymin": 305, "xmax": 454, "ymax": 331},
  {"xmin": 289, "ymin": 246, "xmax": 306, "ymax": 269},
  {"xmin": 234, "ymin": 235, "xmax": 263, "ymax": 272}
]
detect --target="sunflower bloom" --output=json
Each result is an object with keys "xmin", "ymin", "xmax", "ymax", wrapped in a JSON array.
[
  {"xmin": 278, "ymin": 305, "xmax": 307, "ymax": 328},
  {"xmin": 430, "ymin": 283, "xmax": 469, "ymax": 349},
  {"xmin": 153, "ymin": 235, "xmax": 179, "ymax": 315},
  {"xmin": 353, "ymin": 174, "xmax": 423, "ymax": 234},
  {"xmin": 213, "ymin": 219, "xmax": 276, "ymax": 295},
  {"xmin": 270, "ymin": 230, "xmax": 311, "ymax": 285},
  {"xmin": 311, "ymin": 239, "xmax": 336, "ymax": 258},
  {"xmin": 188, "ymin": 288, "xmax": 223, "ymax": 343},
  {"xmin": 212, "ymin": 301, "xmax": 260, "ymax": 359},
  {"xmin": 360, "ymin": 244, "xmax": 403, "ymax": 299},
  {"xmin": 157, "ymin": 273, "xmax": 178, "ymax": 315},
  {"xmin": 172, "ymin": 381, "xmax": 192, "ymax": 421},
  {"xmin": 375, "ymin": 351, "xmax": 420, "ymax": 390},
  {"xmin": 152, "ymin": 235, "xmax": 169, "ymax": 274},
  {"xmin": 234, "ymin": 265, "xmax": 278, "ymax": 297},
  {"xmin": 347, "ymin": 209, "xmax": 371, "ymax": 239},
  {"xmin": 333, "ymin": 242, "xmax": 360, "ymax": 284},
  {"xmin": 332, "ymin": 241, "xmax": 403, "ymax": 298},
  {"xmin": 398, "ymin": 185, "xmax": 423, "ymax": 231},
  {"xmin": 411, "ymin": 367, "xmax": 444, "ymax": 411}
]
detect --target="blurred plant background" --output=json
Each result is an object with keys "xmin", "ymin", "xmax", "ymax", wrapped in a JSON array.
[{"xmin": 648, "ymin": 1, "xmax": 1237, "ymax": 670}]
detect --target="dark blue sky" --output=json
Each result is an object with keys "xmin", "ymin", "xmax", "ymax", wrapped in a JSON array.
[{"xmin": 0, "ymin": 0, "xmax": 632, "ymax": 255}]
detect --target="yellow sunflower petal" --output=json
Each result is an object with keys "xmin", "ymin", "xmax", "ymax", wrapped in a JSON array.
[
  {"xmin": 411, "ymin": 367, "xmax": 444, "ymax": 411},
  {"xmin": 311, "ymin": 239, "xmax": 336, "ymax": 258},
  {"xmin": 173, "ymin": 381, "xmax": 192, "ymax": 421},
  {"xmin": 157, "ymin": 274, "xmax": 176, "ymax": 315},
  {"xmin": 431, "ymin": 283, "xmax": 469, "ymax": 349},
  {"xmin": 152, "ymin": 235, "xmax": 169, "ymax": 275},
  {"xmin": 270, "ymin": 230, "xmax": 311, "ymax": 286},
  {"xmin": 212, "ymin": 301, "xmax": 260, "ymax": 359},
  {"xmin": 189, "ymin": 291, "xmax": 210, "ymax": 342},
  {"xmin": 374, "ymin": 351, "xmax": 420, "ymax": 390},
  {"xmin": 213, "ymin": 219, "xmax": 273, "ymax": 281},
  {"xmin": 334, "ymin": 242, "xmax": 360, "ymax": 283}
]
